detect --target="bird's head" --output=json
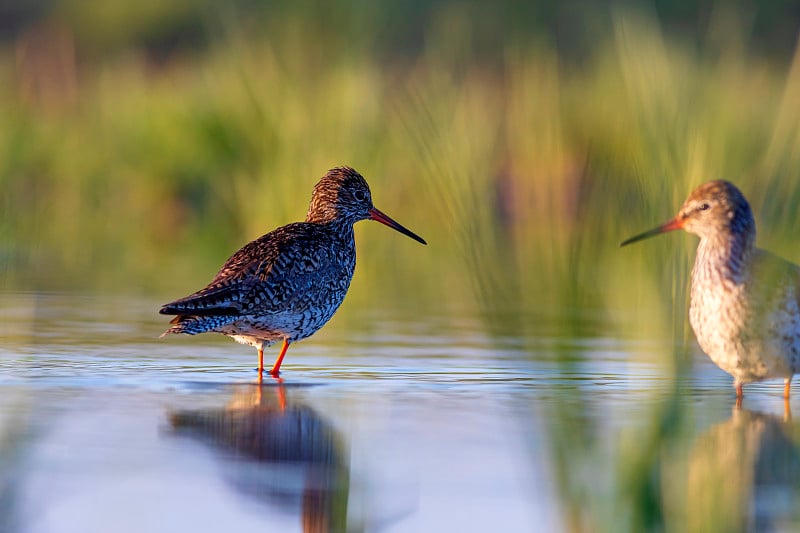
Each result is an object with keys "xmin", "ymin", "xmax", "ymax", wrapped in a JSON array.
[
  {"xmin": 621, "ymin": 180, "xmax": 755, "ymax": 246},
  {"xmin": 307, "ymin": 167, "xmax": 426, "ymax": 245}
]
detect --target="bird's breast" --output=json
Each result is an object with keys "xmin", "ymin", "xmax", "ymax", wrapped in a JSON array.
[
  {"xmin": 690, "ymin": 274, "xmax": 745, "ymax": 351},
  {"xmin": 689, "ymin": 257, "xmax": 799, "ymax": 380}
]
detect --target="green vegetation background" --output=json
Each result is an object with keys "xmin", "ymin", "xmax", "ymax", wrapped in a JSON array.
[{"xmin": 2, "ymin": 1, "xmax": 800, "ymax": 322}]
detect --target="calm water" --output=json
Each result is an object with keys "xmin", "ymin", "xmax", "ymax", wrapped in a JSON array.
[{"xmin": 0, "ymin": 293, "xmax": 798, "ymax": 532}]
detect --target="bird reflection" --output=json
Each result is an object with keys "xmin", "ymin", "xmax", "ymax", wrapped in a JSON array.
[
  {"xmin": 169, "ymin": 384, "xmax": 349, "ymax": 532},
  {"xmin": 687, "ymin": 405, "xmax": 800, "ymax": 531}
]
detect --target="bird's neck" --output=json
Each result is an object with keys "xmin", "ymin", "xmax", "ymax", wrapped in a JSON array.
[
  {"xmin": 307, "ymin": 215, "xmax": 356, "ymax": 241},
  {"xmin": 694, "ymin": 229, "xmax": 755, "ymax": 283},
  {"xmin": 305, "ymin": 209, "xmax": 336, "ymax": 224}
]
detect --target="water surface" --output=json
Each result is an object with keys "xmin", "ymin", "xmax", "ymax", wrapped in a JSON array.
[{"xmin": 0, "ymin": 293, "xmax": 798, "ymax": 532}]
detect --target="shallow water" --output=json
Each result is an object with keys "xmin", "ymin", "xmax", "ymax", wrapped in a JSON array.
[{"xmin": 0, "ymin": 293, "xmax": 799, "ymax": 532}]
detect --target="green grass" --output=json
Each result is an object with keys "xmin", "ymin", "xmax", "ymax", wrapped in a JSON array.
[{"xmin": 2, "ymin": 8, "xmax": 798, "ymax": 310}]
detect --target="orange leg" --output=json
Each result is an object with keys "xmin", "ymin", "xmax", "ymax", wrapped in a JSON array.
[
  {"xmin": 270, "ymin": 339, "xmax": 290, "ymax": 377},
  {"xmin": 785, "ymin": 378, "xmax": 791, "ymax": 399},
  {"xmin": 257, "ymin": 346, "xmax": 264, "ymax": 373},
  {"xmin": 735, "ymin": 382, "xmax": 743, "ymax": 400}
]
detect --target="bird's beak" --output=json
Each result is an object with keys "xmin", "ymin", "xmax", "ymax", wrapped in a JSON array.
[
  {"xmin": 620, "ymin": 216, "xmax": 684, "ymax": 247},
  {"xmin": 369, "ymin": 208, "xmax": 427, "ymax": 245}
]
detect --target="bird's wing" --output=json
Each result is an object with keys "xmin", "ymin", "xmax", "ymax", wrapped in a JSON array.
[
  {"xmin": 234, "ymin": 226, "xmax": 345, "ymax": 315},
  {"xmin": 159, "ymin": 281, "xmax": 250, "ymax": 316},
  {"xmin": 750, "ymin": 249, "xmax": 800, "ymax": 310},
  {"xmin": 160, "ymin": 223, "xmax": 343, "ymax": 317}
]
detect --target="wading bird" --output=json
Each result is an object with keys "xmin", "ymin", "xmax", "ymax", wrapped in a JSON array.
[
  {"xmin": 160, "ymin": 167, "xmax": 426, "ymax": 376},
  {"xmin": 621, "ymin": 180, "xmax": 799, "ymax": 401}
]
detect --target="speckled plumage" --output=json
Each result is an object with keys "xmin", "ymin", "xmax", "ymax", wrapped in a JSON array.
[
  {"xmin": 622, "ymin": 180, "xmax": 800, "ymax": 400},
  {"xmin": 160, "ymin": 167, "xmax": 426, "ymax": 376}
]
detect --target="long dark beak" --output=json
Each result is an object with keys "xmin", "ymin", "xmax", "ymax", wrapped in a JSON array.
[
  {"xmin": 620, "ymin": 217, "xmax": 684, "ymax": 247},
  {"xmin": 369, "ymin": 208, "xmax": 427, "ymax": 245}
]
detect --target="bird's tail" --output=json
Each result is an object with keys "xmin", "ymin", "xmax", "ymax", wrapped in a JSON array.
[{"xmin": 159, "ymin": 314, "xmax": 238, "ymax": 338}]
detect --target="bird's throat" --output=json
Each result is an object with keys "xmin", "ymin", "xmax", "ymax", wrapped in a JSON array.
[{"xmin": 694, "ymin": 231, "xmax": 754, "ymax": 284}]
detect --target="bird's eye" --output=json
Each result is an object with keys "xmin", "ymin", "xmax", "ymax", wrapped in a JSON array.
[
  {"xmin": 698, "ymin": 203, "xmax": 710, "ymax": 211},
  {"xmin": 353, "ymin": 190, "xmax": 367, "ymax": 202}
]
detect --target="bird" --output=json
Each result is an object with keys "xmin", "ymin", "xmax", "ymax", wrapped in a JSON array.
[
  {"xmin": 621, "ymin": 180, "xmax": 799, "ymax": 401},
  {"xmin": 160, "ymin": 167, "xmax": 426, "ymax": 377}
]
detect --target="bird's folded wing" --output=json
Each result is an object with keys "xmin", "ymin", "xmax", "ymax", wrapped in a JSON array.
[
  {"xmin": 159, "ymin": 281, "xmax": 251, "ymax": 316},
  {"xmin": 161, "ymin": 223, "xmax": 342, "ymax": 317}
]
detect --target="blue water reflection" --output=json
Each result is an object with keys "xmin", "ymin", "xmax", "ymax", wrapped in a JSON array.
[{"xmin": 0, "ymin": 293, "xmax": 798, "ymax": 531}]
